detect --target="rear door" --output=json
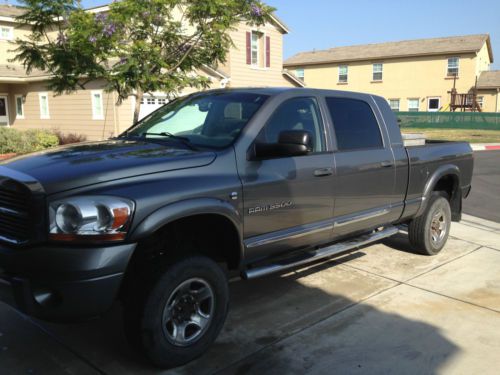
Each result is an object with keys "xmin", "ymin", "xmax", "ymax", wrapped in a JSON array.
[
  {"xmin": 324, "ymin": 95, "xmax": 400, "ymax": 237},
  {"xmin": 237, "ymin": 96, "xmax": 335, "ymax": 263}
]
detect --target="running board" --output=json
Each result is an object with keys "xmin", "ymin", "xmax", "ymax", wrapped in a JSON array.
[{"xmin": 241, "ymin": 226, "xmax": 399, "ymax": 280}]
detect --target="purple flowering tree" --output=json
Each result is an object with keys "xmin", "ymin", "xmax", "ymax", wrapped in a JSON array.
[{"xmin": 12, "ymin": 0, "xmax": 274, "ymax": 123}]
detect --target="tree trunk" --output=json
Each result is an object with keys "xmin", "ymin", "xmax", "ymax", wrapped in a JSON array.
[{"xmin": 133, "ymin": 88, "xmax": 143, "ymax": 124}]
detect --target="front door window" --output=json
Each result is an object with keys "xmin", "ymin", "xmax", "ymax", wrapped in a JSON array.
[{"xmin": 0, "ymin": 96, "xmax": 9, "ymax": 126}]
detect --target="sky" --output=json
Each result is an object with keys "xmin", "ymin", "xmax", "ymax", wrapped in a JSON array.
[{"xmin": 12, "ymin": 0, "xmax": 500, "ymax": 69}]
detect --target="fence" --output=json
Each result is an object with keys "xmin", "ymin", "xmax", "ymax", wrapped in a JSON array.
[{"xmin": 396, "ymin": 112, "xmax": 500, "ymax": 131}]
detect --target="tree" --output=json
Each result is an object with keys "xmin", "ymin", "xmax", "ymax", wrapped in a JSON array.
[{"xmin": 12, "ymin": 0, "xmax": 274, "ymax": 123}]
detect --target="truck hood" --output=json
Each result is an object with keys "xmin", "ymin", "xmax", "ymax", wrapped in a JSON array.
[{"xmin": 0, "ymin": 139, "xmax": 217, "ymax": 194}]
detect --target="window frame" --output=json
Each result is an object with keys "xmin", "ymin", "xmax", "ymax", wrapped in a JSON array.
[
  {"xmin": 295, "ymin": 68, "xmax": 305, "ymax": 80},
  {"xmin": 256, "ymin": 96, "xmax": 328, "ymax": 157},
  {"xmin": 388, "ymin": 99, "xmax": 400, "ymax": 112},
  {"xmin": 325, "ymin": 96, "xmax": 385, "ymax": 152},
  {"xmin": 91, "ymin": 90, "xmax": 104, "ymax": 120},
  {"xmin": 372, "ymin": 63, "xmax": 383, "ymax": 81},
  {"xmin": 250, "ymin": 31, "xmax": 261, "ymax": 67},
  {"xmin": 427, "ymin": 97, "xmax": 441, "ymax": 112},
  {"xmin": 338, "ymin": 65, "xmax": 348, "ymax": 83},
  {"xmin": 447, "ymin": 57, "xmax": 459, "ymax": 77},
  {"xmin": 15, "ymin": 95, "xmax": 24, "ymax": 119},
  {"xmin": 477, "ymin": 96, "xmax": 484, "ymax": 109},
  {"xmin": 0, "ymin": 26, "xmax": 14, "ymax": 40},
  {"xmin": 38, "ymin": 92, "xmax": 50, "ymax": 119},
  {"xmin": 407, "ymin": 98, "xmax": 420, "ymax": 112}
]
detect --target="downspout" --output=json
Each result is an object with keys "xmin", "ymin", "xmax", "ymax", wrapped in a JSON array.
[{"xmin": 496, "ymin": 88, "xmax": 499, "ymax": 113}]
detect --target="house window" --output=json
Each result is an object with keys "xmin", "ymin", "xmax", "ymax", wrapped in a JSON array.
[
  {"xmin": 158, "ymin": 98, "xmax": 166, "ymax": 105},
  {"xmin": 408, "ymin": 98, "xmax": 419, "ymax": 112},
  {"xmin": 477, "ymin": 96, "xmax": 484, "ymax": 109},
  {"xmin": 372, "ymin": 63, "xmax": 383, "ymax": 81},
  {"xmin": 428, "ymin": 97, "xmax": 441, "ymax": 112},
  {"xmin": 296, "ymin": 68, "xmax": 305, "ymax": 80},
  {"xmin": 15, "ymin": 95, "xmax": 24, "ymax": 119},
  {"xmin": 39, "ymin": 93, "xmax": 50, "ymax": 119},
  {"xmin": 447, "ymin": 57, "xmax": 459, "ymax": 77},
  {"xmin": 251, "ymin": 31, "xmax": 262, "ymax": 66},
  {"xmin": 338, "ymin": 65, "xmax": 348, "ymax": 83},
  {"xmin": 389, "ymin": 99, "xmax": 400, "ymax": 112},
  {"xmin": 0, "ymin": 26, "xmax": 13, "ymax": 40},
  {"xmin": 91, "ymin": 90, "xmax": 104, "ymax": 120}
]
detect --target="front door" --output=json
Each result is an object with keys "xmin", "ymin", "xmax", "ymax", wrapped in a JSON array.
[
  {"xmin": 238, "ymin": 96, "xmax": 335, "ymax": 263},
  {"xmin": 0, "ymin": 96, "xmax": 9, "ymax": 126}
]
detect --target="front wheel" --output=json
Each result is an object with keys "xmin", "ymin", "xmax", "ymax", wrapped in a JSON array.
[
  {"xmin": 123, "ymin": 256, "xmax": 229, "ymax": 368},
  {"xmin": 408, "ymin": 194, "xmax": 452, "ymax": 255}
]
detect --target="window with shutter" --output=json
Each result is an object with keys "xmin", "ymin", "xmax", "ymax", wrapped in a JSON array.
[
  {"xmin": 246, "ymin": 31, "xmax": 251, "ymax": 65},
  {"xmin": 266, "ymin": 36, "xmax": 270, "ymax": 68}
]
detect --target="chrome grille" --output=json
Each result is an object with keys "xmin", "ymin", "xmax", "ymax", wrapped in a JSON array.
[{"xmin": 0, "ymin": 179, "xmax": 34, "ymax": 245}]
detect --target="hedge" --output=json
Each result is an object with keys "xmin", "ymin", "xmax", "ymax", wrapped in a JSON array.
[{"xmin": 0, "ymin": 128, "xmax": 60, "ymax": 154}]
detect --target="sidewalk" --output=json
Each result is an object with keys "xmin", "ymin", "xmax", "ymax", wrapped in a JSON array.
[{"xmin": 1, "ymin": 215, "xmax": 499, "ymax": 374}]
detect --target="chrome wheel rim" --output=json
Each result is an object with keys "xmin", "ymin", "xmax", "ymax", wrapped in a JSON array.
[
  {"xmin": 162, "ymin": 278, "xmax": 215, "ymax": 347},
  {"xmin": 430, "ymin": 209, "xmax": 447, "ymax": 245}
]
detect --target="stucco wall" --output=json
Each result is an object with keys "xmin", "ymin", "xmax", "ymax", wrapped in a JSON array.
[{"xmin": 288, "ymin": 52, "xmax": 487, "ymax": 112}]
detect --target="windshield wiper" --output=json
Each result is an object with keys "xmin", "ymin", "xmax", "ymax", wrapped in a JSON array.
[{"xmin": 141, "ymin": 132, "xmax": 198, "ymax": 151}]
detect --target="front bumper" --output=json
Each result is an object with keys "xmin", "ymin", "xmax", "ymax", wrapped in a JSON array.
[{"xmin": 0, "ymin": 242, "xmax": 136, "ymax": 322}]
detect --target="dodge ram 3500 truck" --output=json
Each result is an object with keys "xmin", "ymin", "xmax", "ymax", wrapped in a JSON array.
[{"xmin": 0, "ymin": 88, "xmax": 473, "ymax": 368}]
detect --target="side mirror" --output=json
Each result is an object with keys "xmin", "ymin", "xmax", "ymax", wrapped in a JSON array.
[{"xmin": 253, "ymin": 130, "xmax": 312, "ymax": 159}]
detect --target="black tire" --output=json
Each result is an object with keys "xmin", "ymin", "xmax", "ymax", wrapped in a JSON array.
[
  {"xmin": 123, "ymin": 256, "xmax": 229, "ymax": 368},
  {"xmin": 408, "ymin": 193, "xmax": 452, "ymax": 255}
]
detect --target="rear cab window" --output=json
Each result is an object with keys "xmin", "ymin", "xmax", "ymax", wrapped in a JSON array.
[{"xmin": 325, "ymin": 97, "xmax": 384, "ymax": 151}]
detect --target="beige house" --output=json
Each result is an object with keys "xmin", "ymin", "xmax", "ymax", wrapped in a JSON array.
[
  {"xmin": 284, "ymin": 34, "xmax": 500, "ymax": 113},
  {"xmin": 0, "ymin": 4, "xmax": 302, "ymax": 140}
]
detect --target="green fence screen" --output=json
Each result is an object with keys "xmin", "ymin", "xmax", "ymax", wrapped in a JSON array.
[{"xmin": 396, "ymin": 112, "xmax": 500, "ymax": 131}]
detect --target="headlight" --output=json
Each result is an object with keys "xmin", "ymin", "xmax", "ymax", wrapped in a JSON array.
[{"xmin": 49, "ymin": 196, "xmax": 134, "ymax": 242}]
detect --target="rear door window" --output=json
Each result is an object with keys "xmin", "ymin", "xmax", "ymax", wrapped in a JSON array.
[{"xmin": 325, "ymin": 97, "xmax": 383, "ymax": 151}]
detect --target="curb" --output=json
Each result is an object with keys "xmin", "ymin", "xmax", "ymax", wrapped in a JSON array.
[{"xmin": 470, "ymin": 144, "xmax": 500, "ymax": 151}]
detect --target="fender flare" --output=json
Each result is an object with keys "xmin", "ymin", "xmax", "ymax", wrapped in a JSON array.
[
  {"xmin": 129, "ymin": 198, "xmax": 244, "ymax": 263},
  {"xmin": 415, "ymin": 164, "xmax": 460, "ymax": 217}
]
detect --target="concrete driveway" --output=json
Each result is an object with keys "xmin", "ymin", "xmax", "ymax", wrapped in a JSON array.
[{"xmin": 1, "ymin": 214, "xmax": 500, "ymax": 374}]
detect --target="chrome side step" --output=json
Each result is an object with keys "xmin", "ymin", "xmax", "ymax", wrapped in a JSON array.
[{"xmin": 241, "ymin": 226, "xmax": 399, "ymax": 280}]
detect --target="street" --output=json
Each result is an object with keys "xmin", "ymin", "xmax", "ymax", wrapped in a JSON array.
[{"xmin": 463, "ymin": 150, "xmax": 500, "ymax": 223}]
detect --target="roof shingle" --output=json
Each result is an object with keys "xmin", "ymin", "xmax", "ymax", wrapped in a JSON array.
[
  {"xmin": 477, "ymin": 70, "xmax": 500, "ymax": 89},
  {"xmin": 0, "ymin": 4, "xmax": 26, "ymax": 18},
  {"xmin": 284, "ymin": 34, "xmax": 492, "ymax": 66}
]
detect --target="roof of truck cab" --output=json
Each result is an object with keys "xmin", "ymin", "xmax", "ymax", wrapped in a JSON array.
[{"xmin": 204, "ymin": 87, "xmax": 376, "ymax": 99}]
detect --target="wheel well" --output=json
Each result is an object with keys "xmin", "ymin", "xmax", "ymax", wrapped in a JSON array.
[
  {"xmin": 129, "ymin": 214, "xmax": 241, "ymax": 272},
  {"xmin": 432, "ymin": 174, "xmax": 461, "ymax": 221}
]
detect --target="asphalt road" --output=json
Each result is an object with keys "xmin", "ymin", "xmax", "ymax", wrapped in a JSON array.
[{"xmin": 463, "ymin": 150, "xmax": 500, "ymax": 223}]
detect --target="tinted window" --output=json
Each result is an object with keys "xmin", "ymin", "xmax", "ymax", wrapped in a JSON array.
[
  {"xmin": 326, "ymin": 97, "xmax": 383, "ymax": 151},
  {"xmin": 257, "ymin": 97, "xmax": 325, "ymax": 153},
  {"xmin": 126, "ymin": 92, "xmax": 268, "ymax": 149}
]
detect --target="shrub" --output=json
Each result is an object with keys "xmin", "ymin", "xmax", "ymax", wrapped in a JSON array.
[
  {"xmin": 52, "ymin": 130, "xmax": 87, "ymax": 145},
  {"xmin": 0, "ymin": 128, "xmax": 59, "ymax": 155}
]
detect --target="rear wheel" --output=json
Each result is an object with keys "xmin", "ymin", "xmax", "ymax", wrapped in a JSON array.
[
  {"xmin": 123, "ymin": 256, "xmax": 229, "ymax": 368},
  {"xmin": 408, "ymin": 193, "xmax": 451, "ymax": 255}
]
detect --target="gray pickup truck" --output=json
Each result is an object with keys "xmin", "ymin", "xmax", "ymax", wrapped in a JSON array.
[{"xmin": 0, "ymin": 88, "xmax": 473, "ymax": 368}]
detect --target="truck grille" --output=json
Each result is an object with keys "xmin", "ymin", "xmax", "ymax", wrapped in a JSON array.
[{"xmin": 0, "ymin": 178, "xmax": 37, "ymax": 245}]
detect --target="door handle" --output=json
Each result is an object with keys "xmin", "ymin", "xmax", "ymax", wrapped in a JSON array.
[
  {"xmin": 380, "ymin": 161, "xmax": 394, "ymax": 168},
  {"xmin": 314, "ymin": 167, "xmax": 333, "ymax": 177}
]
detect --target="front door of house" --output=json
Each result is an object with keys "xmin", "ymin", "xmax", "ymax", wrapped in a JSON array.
[{"xmin": 0, "ymin": 96, "xmax": 9, "ymax": 126}]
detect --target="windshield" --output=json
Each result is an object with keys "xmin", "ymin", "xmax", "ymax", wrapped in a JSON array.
[{"xmin": 124, "ymin": 92, "xmax": 269, "ymax": 149}]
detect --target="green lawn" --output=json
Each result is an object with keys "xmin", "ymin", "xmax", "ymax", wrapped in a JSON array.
[{"xmin": 401, "ymin": 128, "xmax": 500, "ymax": 143}]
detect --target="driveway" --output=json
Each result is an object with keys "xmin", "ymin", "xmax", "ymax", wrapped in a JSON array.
[
  {"xmin": 463, "ymin": 150, "xmax": 500, "ymax": 223},
  {"xmin": 1, "ymin": 213, "xmax": 500, "ymax": 374}
]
